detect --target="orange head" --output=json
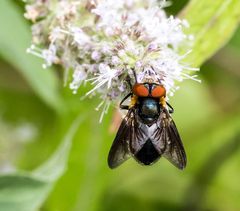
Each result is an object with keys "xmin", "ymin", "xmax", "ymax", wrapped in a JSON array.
[{"xmin": 132, "ymin": 83, "xmax": 166, "ymax": 98}]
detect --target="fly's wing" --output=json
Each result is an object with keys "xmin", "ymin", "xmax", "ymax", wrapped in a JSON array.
[
  {"xmin": 129, "ymin": 114, "xmax": 159, "ymax": 165},
  {"xmin": 164, "ymin": 119, "xmax": 187, "ymax": 169},
  {"xmin": 152, "ymin": 109, "xmax": 187, "ymax": 169},
  {"xmin": 108, "ymin": 109, "xmax": 133, "ymax": 169},
  {"xmin": 129, "ymin": 114, "xmax": 149, "ymax": 154}
]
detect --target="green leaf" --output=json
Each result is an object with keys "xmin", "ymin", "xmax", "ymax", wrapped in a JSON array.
[
  {"xmin": 0, "ymin": 174, "xmax": 50, "ymax": 211},
  {"xmin": 0, "ymin": 114, "xmax": 84, "ymax": 211},
  {"xmin": 180, "ymin": 0, "xmax": 240, "ymax": 66},
  {"xmin": 0, "ymin": 1, "xmax": 64, "ymax": 112},
  {"xmin": 44, "ymin": 107, "xmax": 113, "ymax": 211},
  {"xmin": 32, "ymin": 114, "xmax": 85, "ymax": 181}
]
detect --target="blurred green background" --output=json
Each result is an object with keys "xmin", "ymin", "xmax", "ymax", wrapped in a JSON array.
[{"xmin": 0, "ymin": 1, "xmax": 240, "ymax": 211}]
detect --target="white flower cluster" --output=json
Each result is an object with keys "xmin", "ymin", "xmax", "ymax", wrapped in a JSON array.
[{"xmin": 25, "ymin": 0, "xmax": 199, "ymax": 121}]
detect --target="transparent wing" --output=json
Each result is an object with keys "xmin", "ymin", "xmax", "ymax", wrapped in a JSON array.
[
  {"xmin": 107, "ymin": 110, "xmax": 133, "ymax": 169},
  {"xmin": 130, "ymin": 113, "xmax": 149, "ymax": 155},
  {"xmin": 129, "ymin": 113, "xmax": 159, "ymax": 165},
  {"xmin": 108, "ymin": 108, "xmax": 150, "ymax": 168},
  {"xmin": 152, "ymin": 109, "xmax": 187, "ymax": 169}
]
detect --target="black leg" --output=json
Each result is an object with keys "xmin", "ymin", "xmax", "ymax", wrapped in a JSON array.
[
  {"xmin": 126, "ymin": 75, "xmax": 132, "ymax": 90},
  {"xmin": 130, "ymin": 68, "xmax": 138, "ymax": 83},
  {"xmin": 166, "ymin": 102, "xmax": 174, "ymax": 114},
  {"xmin": 119, "ymin": 93, "xmax": 132, "ymax": 110}
]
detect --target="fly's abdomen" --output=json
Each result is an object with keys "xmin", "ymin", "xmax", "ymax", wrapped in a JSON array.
[{"xmin": 134, "ymin": 139, "xmax": 160, "ymax": 165}]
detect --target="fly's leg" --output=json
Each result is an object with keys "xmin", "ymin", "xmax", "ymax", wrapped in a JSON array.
[
  {"xmin": 130, "ymin": 68, "xmax": 138, "ymax": 83},
  {"xmin": 120, "ymin": 72, "xmax": 138, "ymax": 110},
  {"xmin": 120, "ymin": 93, "xmax": 138, "ymax": 110},
  {"xmin": 166, "ymin": 102, "xmax": 174, "ymax": 114},
  {"xmin": 119, "ymin": 93, "xmax": 132, "ymax": 110},
  {"xmin": 126, "ymin": 75, "xmax": 133, "ymax": 90}
]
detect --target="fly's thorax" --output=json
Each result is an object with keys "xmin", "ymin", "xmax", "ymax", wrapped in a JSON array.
[{"xmin": 137, "ymin": 97, "xmax": 161, "ymax": 124}]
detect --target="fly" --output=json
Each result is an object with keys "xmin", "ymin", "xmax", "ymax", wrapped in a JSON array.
[{"xmin": 108, "ymin": 72, "xmax": 187, "ymax": 169}]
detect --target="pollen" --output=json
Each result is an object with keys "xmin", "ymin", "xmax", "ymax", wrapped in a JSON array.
[
  {"xmin": 160, "ymin": 96, "xmax": 167, "ymax": 108},
  {"xmin": 130, "ymin": 95, "xmax": 138, "ymax": 108}
]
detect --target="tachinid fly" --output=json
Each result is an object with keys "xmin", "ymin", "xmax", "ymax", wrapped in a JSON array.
[{"xmin": 108, "ymin": 73, "xmax": 187, "ymax": 169}]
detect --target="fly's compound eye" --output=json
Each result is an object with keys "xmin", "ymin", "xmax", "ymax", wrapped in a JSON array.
[
  {"xmin": 151, "ymin": 85, "xmax": 166, "ymax": 98},
  {"xmin": 132, "ymin": 83, "xmax": 149, "ymax": 97}
]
